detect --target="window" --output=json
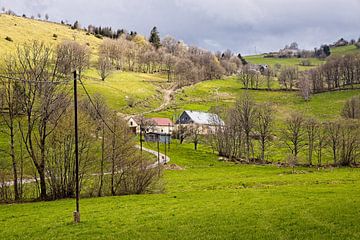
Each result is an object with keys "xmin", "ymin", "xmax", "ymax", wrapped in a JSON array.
[{"xmin": 130, "ymin": 121, "xmax": 133, "ymax": 126}]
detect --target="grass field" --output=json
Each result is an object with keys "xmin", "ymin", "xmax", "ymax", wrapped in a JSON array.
[
  {"xmin": 1, "ymin": 143, "xmax": 360, "ymax": 240},
  {"xmin": 0, "ymin": 14, "xmax": 102, "ymax": 59},
  {"xmin": 244, "ymin": 45, "xmax": 360, "ymax": 70}
]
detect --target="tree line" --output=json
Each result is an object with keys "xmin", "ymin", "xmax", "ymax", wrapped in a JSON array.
[
  {"xmin": 209, "ymin": 93, "xmax": 360, "ymax": 167},
  {"xmin": 96, "ymin": 28, "xmax": 243, "ymax": 87}
]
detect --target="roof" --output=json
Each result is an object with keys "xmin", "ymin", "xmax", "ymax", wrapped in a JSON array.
[
  {"xmin": 184, "ymin": 111, "xmax": 224, "ymax": 125},
  {"xmin": 150, "ymin": 118, "xmax": 173, "ymax": 126}
]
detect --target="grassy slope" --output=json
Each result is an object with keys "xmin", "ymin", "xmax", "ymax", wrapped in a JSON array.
[
  {"xmin": 0, "ymin": 143, "xmax": 360, "ymax": 240},
  {"xmin": 0, "ymin": 14, "xmax": 168, "ymax": 114}
]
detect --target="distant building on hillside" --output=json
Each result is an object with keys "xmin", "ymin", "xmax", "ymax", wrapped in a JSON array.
[{"xmin": 176, "ymin": 110, "xmax": 224, "ymax": 134}]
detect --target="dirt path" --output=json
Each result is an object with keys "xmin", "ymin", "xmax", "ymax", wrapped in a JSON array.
[{"xmin": 140, "ymin": 83, "xmax": 178, "ymax": 115}]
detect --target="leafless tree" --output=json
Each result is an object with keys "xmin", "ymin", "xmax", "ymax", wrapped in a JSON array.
[
  {"xmin": 299, "ymin": 72, "xmax": 312, "ymax": 101},
  {"xmin": 279, "ymin": 66, "xmax": 298, "ymax": 90},
  {"xmin": 236, "ymin": 93, "xmax": 256, "ymax": 161},
  {"xmin": 9, "ymin": 41, "xmax": 71, "ymax": 200},
  {"xmin": 315, "ymin": 123, "xmax": 327, "ymax": 166},
  {"xmin": 255, "ymin": 103, "xmax": 274, "ymax": 162},
  {"xmin": 56, "ymin": 40, "xmax": 90, "ymax": 77},
  {"xmin": 338, "ymin": 120, "xmax": 360, "ymax": 166},
  {"xmin": 106, "ymin": 112, "xmax": 134, "ymax": 196},
  {"xmin": 98, "ymin": 54, "xmax": 113, "ymax": 81},
  {"xmin": 324, "ymin": 121, "xmax": 341, "ymax": 165},
  {"xmin": 189, "ymin": 124, "xmax": 201, "ymax": 150},
  {"xmin": 282, "ymin": 112, "xmax": 305, "ymax": 162},
  {"xmin": 305, "ymin": 118, "xmax": 319, "ymax": 165},
  {"xmin": 342, "ymin": 96, "xmax": 360, "ymax": 119},
  {"xmin": 0, "ymin": 57, "xmax": 24, "ymax": 200}
]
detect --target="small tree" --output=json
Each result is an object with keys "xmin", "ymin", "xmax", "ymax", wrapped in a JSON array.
[
  {"xmin": 282, "ymin": 112, "xmax": 305, "ymax": 163},
  {"xmin": 98, "ymin": 55, "xmax": 113, "ymax": 81},
  {"xmin": 305, "ymin": 118, "xmax": 319, "ymax": 166},
  {"xmin": 255, "ymin": 103, "xmax": 274, "ymax": 162},
  {"xmin": 298, "ymin": 72, "xmax": 312, "ymax": 101},
  {"xmin": 236, "ymin": 93, "xmax": 256, "ymax": 161},
  {"xmin": 149, "ymin": 26, "xmax": 161, "ymax": 50},
  {"xmin": 342, "ymin": 96, "xmax": 360, "ymax": 119}
]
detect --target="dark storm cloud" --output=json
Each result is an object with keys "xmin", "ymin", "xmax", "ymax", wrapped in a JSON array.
[{"xmin": 1, "ymin": 0, "xmax": 360, "ymax": 54}]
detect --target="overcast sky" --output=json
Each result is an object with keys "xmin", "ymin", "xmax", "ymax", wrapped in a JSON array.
[{"xmin": 1, "ymin": 0, "xmax": 360, "ymax": 55}]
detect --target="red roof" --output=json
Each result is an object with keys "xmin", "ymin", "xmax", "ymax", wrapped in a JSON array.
[{"xmin": 150, "ymin": 118, "xmax": 173, "ymax": 126}]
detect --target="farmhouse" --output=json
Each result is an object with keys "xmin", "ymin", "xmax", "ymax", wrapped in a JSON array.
[
  {"xmin": 126, "ymin": 117, "xmax": 173, "ymax": 135},
  {"xmin": 147, "ymin": 118, "xmax": 174, "ymax": 134},
  {"xmin": 127, "ymin": 117, "xmax": 140, "ymax": 134},
  {"xmin": 176, "ymin": 110, "xmax": 224, "ymax": 134}
]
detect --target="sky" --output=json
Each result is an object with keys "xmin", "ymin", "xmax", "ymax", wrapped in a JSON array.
[{"xmin": 1, "ymin": 0, "xmax": 360, "ymax": 55}]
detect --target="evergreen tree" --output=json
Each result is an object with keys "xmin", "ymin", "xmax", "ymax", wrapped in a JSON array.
[{"xmin": 149, "ymin": 26, "xmax": 161, "ymax": 49}]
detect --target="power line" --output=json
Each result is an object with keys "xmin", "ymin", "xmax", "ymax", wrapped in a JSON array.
[
  {"xmin": 0, "ymin": 74, "xmax": 71, "ymax": 84},
  {"xmin": 78, "ymin": 77, "xmax": 118, "ymax": 137}
]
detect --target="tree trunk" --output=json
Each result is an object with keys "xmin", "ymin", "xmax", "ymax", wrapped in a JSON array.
[{"xmin": 98, "ymin": 126, "xmax": 105, "ymax": 197}]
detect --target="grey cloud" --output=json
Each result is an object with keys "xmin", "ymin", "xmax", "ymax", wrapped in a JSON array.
[{"xmin": 1, "ymin": 0, "xmax": 360, "ymax": 55}]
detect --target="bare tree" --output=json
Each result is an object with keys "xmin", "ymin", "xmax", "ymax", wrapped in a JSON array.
[
  {"xmin": 305, "ymin": 118, "xmax": 319, "ymax": 166},
  {"xmin": 255, "ymin": 103, "xmax": 274, "ymax": 162},
  {"xmin": 236, "ymin": 93, "xmax": 256, "ymax": 161},
  {"xmin": 0, "ymin": 57, "xmax": 24, "ymax": 200},
  {"xmin": 106, "ymin": 112, "xmax": 134, "ymax": 196},
  {"xmin": 324, "ymin": 121, "xmax": 341, "ymax": 165},
  {"xmin": 10, "ymin": 41, "xmax": 71, "ymax": 200},
  {"xmin": 338, "ymin": 120, "xmax": 360, "ymax": 166},
  {"xmin": 189, "ymin": 124, "xmax": 201, "ymax": 150},
  {"xmin": 279, "ymin": 66, "xmax": 298, "ymax": 90},
  {"xmin": 342, "ymin": 96, "xmax": 360, "ymax": 119},
  {"xmin": 299, "ymin": 72, "xmax": 312, "ymax": 101},
  {"xmin": 98, "ymin": 54, "xmax": 113, "ymax": 81},
  {"xmin": 56, "ymin": 40, "xmax": 90, "ymax": 77},
  {"xmin": 282, "ymin": 112, "xmax": 305, "ymax": 162}
]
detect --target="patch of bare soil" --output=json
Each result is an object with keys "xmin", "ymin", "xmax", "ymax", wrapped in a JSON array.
[{"xmin": 164, "ymin": 163, "xmax": 184, "ymax": 171}]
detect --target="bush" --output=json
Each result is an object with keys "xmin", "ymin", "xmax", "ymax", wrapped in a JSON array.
[
  {"xmin": 5, "ymin": 36, "xmax": 13, "ymax": 42},
  {"xmin": 126, "ymin": 96, "xmax": 136, "ymax": 108},
  {"xmin": 300, "ymin": 59, "xmax": 311, "ymax": 66},
  {"xmin": 52, "ymin": 33, "xmax": 58, "ymax": 38},
  {"xmin": 355, "ymin": 42, "xmax": 360, "ymax": 49},
  {"xmin": 95, "ymin": 34, "xmax": 103, "ymax": 39}
]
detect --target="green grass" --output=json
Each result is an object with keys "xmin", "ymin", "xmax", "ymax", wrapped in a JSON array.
[
  {"xmin": 244, "ymin": 55, "xmax": 324, "ymax": 70},
  {"xmin": 1, "ymin": 143, "xmax": 360, "ymax": 239},
  {"xmin": 244, "ymin": 45, "xmax": 360, "ymax": 70},
  {"xmin": 331, "ymin": 45, "xmax": 360, "ymax": 56},
  {"xmin": 82, "ymin": 69, "xmax": 169, "ymax": 113},
  {"xmin": 0, "ymin": 14, "xmax": 102, "ymax": 60}
]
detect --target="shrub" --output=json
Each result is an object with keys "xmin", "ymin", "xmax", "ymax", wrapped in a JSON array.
[
  {"xmin": 5, "ymin": 36, "xmax": 13, "ymax": 42},
  {"xmin": 126, "ymin": 96, "xmax": 136, "ymax": 108},
  {"xmin": 300, "ymin": 59, "xmax": 311, "ymax": 66},
  {"xmin": 95, "ymin": 34, "xmax": 103, "ymax": 39},
  {"xmin": 52, "ymin": 33, "xmax": 58, "ymax": 38}
]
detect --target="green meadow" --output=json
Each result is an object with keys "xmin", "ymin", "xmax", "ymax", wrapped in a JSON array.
[{"xmin": 0, "ymin": 143, "xmax": 359, "ymax": 240}]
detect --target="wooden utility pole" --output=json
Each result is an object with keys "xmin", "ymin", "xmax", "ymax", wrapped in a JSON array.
[
  {"xmin": 157, "ymin": 137, "xmax": 160, "ymax": 176},
  {"xmin": 73, "ymin": 71, "xmax": 80, "ymax": 223}
]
